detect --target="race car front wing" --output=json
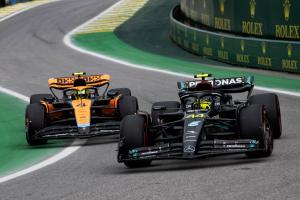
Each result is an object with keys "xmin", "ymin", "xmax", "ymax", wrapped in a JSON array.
[
  {"xmin": 118, "ymin": 139, "xmax": 263, "ymax": 162},
  {"xmin": 36, "ymin": 121, "xmax": 120, "ymax": 139}
]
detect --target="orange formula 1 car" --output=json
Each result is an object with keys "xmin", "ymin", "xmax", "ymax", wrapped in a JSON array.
[{"xmin": 25, "ymin": 72, "xmax": 138, "ymax": 145}]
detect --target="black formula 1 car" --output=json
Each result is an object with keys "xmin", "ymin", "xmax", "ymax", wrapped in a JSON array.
[
  {"xmin": 25, "ymin": 72, "xmax": 139, "ymax": 146},
  {"xmin": 118, "ymin": 74, "xmax": 281, "ymax": 168}
]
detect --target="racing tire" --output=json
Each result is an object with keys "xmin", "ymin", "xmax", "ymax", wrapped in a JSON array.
[
  {"xmin": 119, "ymin": 96, "xmax": 138, "ymax": 118},
  {"xmin": 25, "ymin": 103, "xmax": 48, "ymax": 145},
  {"xmin": 108, "ymin": 88, "xmax": 131, "ymax": 97},
  {"xmin": 239, "ymin": 104, "xmax": 273, "ymax": 158},
  {"xmin": 30, "ymin": 94, "xmax": 52, "ymax": 104},
  {"xmin": 120, "ymin": 115, "xmax": 152, "ymax": 168},
  {"xmin": 249, "ymin": 93, "xmax": 281, "ymax": 139},
  {"xmin": 151, "ymin": 101, "xmax": 180, "ymax": 125}
]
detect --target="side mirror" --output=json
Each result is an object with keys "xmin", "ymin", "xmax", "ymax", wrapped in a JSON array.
[
  {"xmin": 44, "ymin": 96, "xmax": 55, "ymax": 103},
  {"xmin": 152, "ymin": 105, "xmax": 166, "ymax": 111},
  {"xmin": 107, "ymin": 91, "xmax": 118, "ymax": 97}
]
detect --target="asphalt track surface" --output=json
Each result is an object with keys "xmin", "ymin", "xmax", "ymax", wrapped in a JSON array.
[{"xmin": 0, "ymin": 0, "xmax": 300, "ymax": 199}]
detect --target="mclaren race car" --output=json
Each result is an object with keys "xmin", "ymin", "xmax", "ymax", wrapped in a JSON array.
[
  {"xmin": 25, "ymin": 72, "xmax": 138, "ymax": 145},
  {"xmin": 118, "ymin": 74, "xmax": 281, "ymax": 168}
]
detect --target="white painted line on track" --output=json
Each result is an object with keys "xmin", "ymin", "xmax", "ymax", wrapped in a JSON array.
[
  {"xmin": 0, "ymin": 0, "xmax": 87, "ymax": 184},
  {"xmin": 0, "ymin": 140, "xmax": 85, "ymax": 184},
  {"xmin": 0, "ymin": 0, "xmax": 61, "ymax": 23},
  {"xmin": 64, "ymin": 0, "xmax": 300, "ymax": 98},
  {"xmin": 0, "ymin": 86, "xmax": 29, "ymax": 102},
  {"xmin": 0, "ymin": 86, "xmax": 85, "ymax": 184}
]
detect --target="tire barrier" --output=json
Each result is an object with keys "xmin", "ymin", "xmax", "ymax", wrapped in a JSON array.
[
  {"xmin": 180, "ymin": 0, "xmax": 300, "ymax": 40},
  {"xmin": 170, "ymin": 6, "xmax": 300, "ymax": 73}
]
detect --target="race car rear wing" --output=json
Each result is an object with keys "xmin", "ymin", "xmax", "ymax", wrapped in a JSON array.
[
  {"xmin": 48, "ymin": 74, "xmax": 110, "ymax": 90},
  {"xmin": 178, "ymin": 76, "xmax": 254, "ymax": 95}
]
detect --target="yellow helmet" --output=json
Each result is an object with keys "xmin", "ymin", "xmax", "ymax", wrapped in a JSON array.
[{"xmin": 199, "ymin": 100, "xmax": 211, "ymax": 110}]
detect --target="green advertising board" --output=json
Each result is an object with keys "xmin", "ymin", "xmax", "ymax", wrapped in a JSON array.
[
  {"xmin": 170, "ymin": 6, "xmax": 300, "ymax": 73},
  {"xmin": 180, "ymin": 0, "xmax": 300, "ymax": 40}
]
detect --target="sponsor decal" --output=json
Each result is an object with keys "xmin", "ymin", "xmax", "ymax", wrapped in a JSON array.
[
  {"xmin": 287, "ymin": 44, "xmax": 292, "ymax": 58},
  {"xmin": 188, "ymin": 121, "xmax": 201, "ymax": 127},
  {"xmin": 225, "ymin": 144, "xmax": 246, "ymax": 148},
  {"xmin": 241, "ymin": 40, "xmax": 245, "ymax": 53},
  {"xmin": 185, "ymin": 114, "xmax": 205, "ymax": 119},
  {"xmin": 187, "ymin": 77, "xmax": 244, "ymax": 88},
  {"xmin": 141, "ymin": 151, "xmax": 158, "ymax": 156},
  {"xmin": 219, "ymin": 0, "xmax": 226, "ymax": 15},
  {"xmin": 184, "ymin": 145, "xmax": 195, "ymax": 153},
  {"xmin": 186, "ymin": 130, "xmax": 197, "ymax": 134},
  {"xmin": 213, "ymin": 77, "xmax": 243, "ymax": 86},
  {"xmin": 250, "ymin": 0, "xmax": 256, "ymax": 18},
  {"xmin": 283, "ymin": 0, "xmax": 291, "ymax": 21}
]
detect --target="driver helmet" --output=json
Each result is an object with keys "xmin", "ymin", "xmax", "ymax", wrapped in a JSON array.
[
  {"xmin": 74, "ymin": 89, "xmax": 89, "ymax": 99},
  {"xmin": 192, "ymin": 98, "xmax": 212, "ymax": 110},
  {"xmin": 199, "ymin": 100, "xmax": 211, "ymax": 110}
]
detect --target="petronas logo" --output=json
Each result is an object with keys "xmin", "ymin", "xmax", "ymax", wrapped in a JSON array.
[
  {"xmin": 283, "ymin": 0, "xmax": 291, "ymax": 21},
  {"xmin": 221, "ymin": 37, "xmax": 225, "ymax": 49},
  {"xmin": 261, "ymin": 42, "xmax": 267, "ymax": 55},
  {"xmin": 241, "ymin": 40, "xmax": 245, "ymax": 53},
  {"xmin": 250, "ymin": 0, "xmax": 256, "ymax": 18},
  {"xmin": 203, "ymin": 0, "xmax": 206, "ymax": 9},
  {"xmin": 219, "ymin": 0, "xmax": 226, "ymax": 15},
  {"xmin": 287, "ymin": 44, "xmax": 292, "ymax": 57},
  {"xmin": 206, "ymin": 34, "xmax": 209, "ymax": 45},
  {"xmin": 193, "ymin": 31, "xmax": 197, "ymax": 41}
]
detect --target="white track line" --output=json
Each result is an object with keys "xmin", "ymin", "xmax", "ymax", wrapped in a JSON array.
[
  {"xmin": 0, "ymin": 0, "xmax": 84, "ymax": 184},
  {"xmin": 0, "ymin": 86, "xmax": 85, "ymax": 184},
  {"xmin": 0, "ymin": 0, "xmax": 61, "ymax": 23},
  {"xmin": 64, "ymin": 0, "xmax": 300, "ymax": 98}
]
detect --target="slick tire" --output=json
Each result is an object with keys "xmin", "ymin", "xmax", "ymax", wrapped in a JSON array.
[
  {"xmin": 119, "ymin": 96, "xmax": 138, "ymax": 118},
  {"xmin": 25, "ymin": 103, "xmax": 48, "ymax": 145},
  {"xmin": 120, "ymin": 115, "xmax": 152, "ymax": 168},
  {"xmin": 30, "ymin": 94, "xmax": 52, "ymax": 104},
  {"xmin": 249, "ymin": 93, "xmax": 282, "ymax": 139},
  {"xmin": 151, "ymin": 101, "xmax": 180, "ymax": 125},
  {"xmin": 108, "ymin": 88, "xmax": 131, "ymax": 96},
  {"xmin": 240, "ymin": 104, "xmax": 273, "ymax": 158}
]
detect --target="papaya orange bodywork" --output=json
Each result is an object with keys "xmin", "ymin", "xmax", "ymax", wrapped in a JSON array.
[{"xmin": 71, "ymin": 99, "xmax": 92, "ymax": 127}]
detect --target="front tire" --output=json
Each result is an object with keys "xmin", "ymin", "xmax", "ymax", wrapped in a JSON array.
[
  {"xmin": 240, "ymin": 104, "xmax": 273, "ymax": 158},
  {"xmin": 249, "ymin": 93, "xmax": 281, "ymax": 139},
  {"xmin": 119, "ymin": 115, "xmax": 152, "ymax": 168},
  {"xmin": 25, "ymin": 104, "xmax": 47, "ymax": 145}
]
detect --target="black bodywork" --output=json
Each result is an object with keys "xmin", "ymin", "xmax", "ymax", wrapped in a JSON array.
[{"xmin": 118, "ymin": 76, "xmax": 267, "ymax": 162}]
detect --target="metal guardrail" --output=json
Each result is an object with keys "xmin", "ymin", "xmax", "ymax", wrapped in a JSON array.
[{"xmin": 170, "ymin": 5, "xmax": 300, "ymax": 73}]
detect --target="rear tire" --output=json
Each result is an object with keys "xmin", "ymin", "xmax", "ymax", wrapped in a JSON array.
[
  {"xmin": 249, "ymin": 93, "xmax": 281, "ymax": 139},
  {"xmin": 119, "ymin": 96, "xmax": 138, "ymax": 118},
  {"xmin": 240, "ymin": 104, "xmax": 273, "ymax": 158},
  {"xmin": 25, "ymin": 104, "xmax": 48, "ymax": 145},
  {"xmin": 120, "ymin": 115, "xmax": 152, "ymax": 168},
  {"xmin": 151, "ymin": 101, "xmax": 180, "ymax": 125},
  {"xmin": 30, "ymin": 94, "xmax": 52, "ymax": 104}
]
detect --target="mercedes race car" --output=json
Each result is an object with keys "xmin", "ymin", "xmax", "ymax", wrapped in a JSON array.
[
  {"xmin": 25, "ymin": 72, "xmax": 138, "ymax": 145},
  {"xmin": 118, "ymin": 74, "xmax": 281, "ymax": 168}
]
